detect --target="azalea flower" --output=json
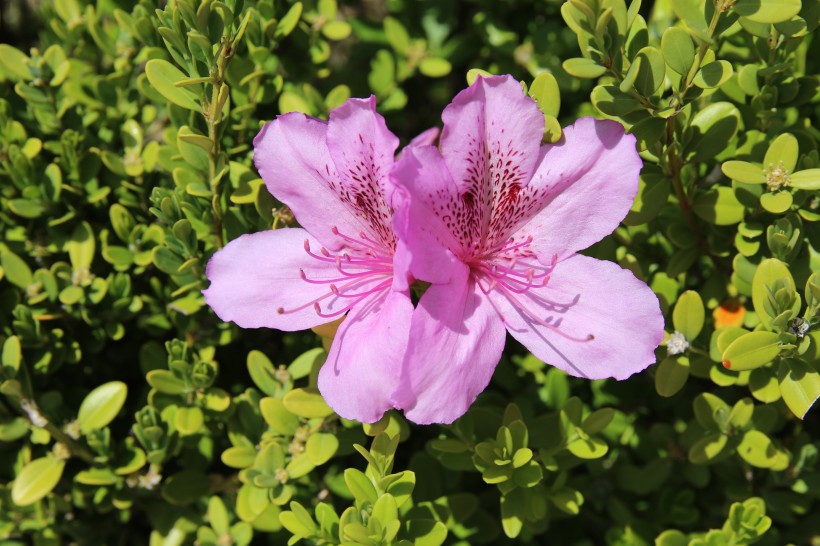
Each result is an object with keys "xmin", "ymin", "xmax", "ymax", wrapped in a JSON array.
[
  {"xmin": 203, "ymin": 97, "xmax": 427, "ymax": 423},
  {"xmin": 391, "ymin": 75, "xmax": 665, "ymax": 424}
]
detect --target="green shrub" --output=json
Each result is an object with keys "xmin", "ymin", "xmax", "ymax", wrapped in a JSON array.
[{"xmin": 0, "ymin": 0, "xmax": 817, "ymax": 544}]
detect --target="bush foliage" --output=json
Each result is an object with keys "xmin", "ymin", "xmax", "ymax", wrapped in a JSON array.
[{"xmin": 0, "ymin": 0, "xmax": 818, "ymax": 544}]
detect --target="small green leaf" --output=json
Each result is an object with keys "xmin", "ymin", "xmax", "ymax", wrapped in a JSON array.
[
  {"xmin": 693, "ymin": 187, "xmax": 744, "ymax": 225},
  {"xmin": 282, "ymin": 388, "xmax": 333, "ymax": 419},
  {"xmin": 673, "ymin": 291, "xmax": 705, "ymax": 340},
  {"xmin": 322, "ymin": 20, "xmax": 351, "ymax": 41},
  {"xmin": 790, "ymin": 169, "xmax": 820, "ymax": 190},
  {"xmin": 275, "ymin": 2, "xmax": 303, "ymax": 38},
  {"xmin": 305, "ymin": 433, "xmax": 339, "ymax": 466},
  {"xmin": 1, "ymin": 251, "xmax": 33, "ymax": 289},
  {"xmin": 688, "ymin": 433, "xmax": 728, "ymax": 464},
  {"xmin": 175, "ymin": 406, "xmax": 204, "ymax": 435},
  {"xmin": 11, "ymin": 456, "xmax": 65, "ymax": 506},
  {"xmin": 383, "ymin": 16, "xmax": 410, "ymax": 54},
  {"xmin": 590, "ymin": 85, "xmax": 642, "ymax": 116},
  {"xmin": 694, "ymin": 60, "xmax": 734, "ymax": 89},
  {"xmin": 529, "ymin": 72, "xmax": 560, "ymax": 117},
  {"xmin": 778, "ymin": 360, "xmax": 820, "ymax": 419},
  {"xmin": 343, "ymin": 468, "xmax": 377, "ymax": 504},
  {"xmin": 752, "ymin": 258, "xmax": 798, "ymax": 329},
  {"xmin": 2, "ymin": 336, "xmax": 22, "ymax": 374},
  {"xmin": 0, "ymin": 44, "xmax": 32, "ymax": 81},
  {"xmin": 77, "ymin": 381, "xmax": 128, "ymax": 434},
  {"xmin": 764, "ymin": 133, "xmax": 799, "ymax": 172},
  {"xmin": 661, "ymin": 27, "xmax": 695, "ymax": 75},
  {"xmin": 419, "ymin": 58, "xmax": 452, "ymax": 78},
  {"xmin": 145, "ymin": 59, "xmax": 201, "ymax": 111},
  {"xmin": 722, "ymin": 331, "xmax": 782, "ymax": 372},
  {"xmin": 733, "ymin": 0, "xmax": 801, "ymax": 23},
  {"xmin": 634, "ymin": 46, "xmax": 666, "ymax": 96},
  {"xmin": 260, "ymin": 397, "xmax": 300, "ymax": 435},
  {"xmin": 736, "ymin": 430, "xmax": 779, "ymax": 468},
  {"xmin": 221, "ymin": 446, "xmax": 257, "ymax": 469},
  {"xmin": 685, "ymin": 102, "xmax": 740, "ymax": 162},
  {"xmin": 67, "ymin": 221, "xmax": 95, "ymax": 273},
  {"xmin": 655, "ymin": 357, "xmax": 689, "ymax": 397},
  {"xmin": 722, "ymin": 161, "xmax": 765, "ymax": 184},
  {"xmin": 562, "ymin": 58, "xmax": 607, "ymax": 79},
  {"xmin": 760, "ymin": 191, "xmax": 793, "ymax": 213}
]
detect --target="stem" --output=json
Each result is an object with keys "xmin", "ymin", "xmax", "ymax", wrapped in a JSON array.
[
  {"xmin": 681, "ymin": 6, "xmax": 723, "ymax": 94},
  {"xmin": 206, "ymin": 42, "xmax": 234, "ymax": 249}
]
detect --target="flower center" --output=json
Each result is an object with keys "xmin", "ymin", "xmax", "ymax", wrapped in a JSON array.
[
  {"xmin": 470, "ymin": 237, "xmax": 594, "ymax": 343},
  {"xmin": 276, "ymin": 226, "xmax": 393, "ymax": 319},
  {"xmin": 765, "ymin": 161, "xmax": 790, "ymax": 191}
]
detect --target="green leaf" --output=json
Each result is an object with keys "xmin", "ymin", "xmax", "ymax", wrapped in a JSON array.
[
  {"xmin": 221, "ymin": 446, "xmax": 257, "ymax": 469},
  {"xmin": 2, "ymin": 335, "xmax": 22, "ymax": 375},
  {"xmin": 733, "ymin": 0, "xmax": 801, "ymax": 23},
  {"xmin": 260, "ymin": 397, "xmax": 300, "ymax": 435},
  {"xmin": 693, "ymin": 60, "xmax": 733, "ymax": 89},
  {"xmin": 383, "ymin": 16, "xmax": 410, "ymax": 54},
  {"xmin": 146, "ymin": 370, "xmax": 187, "ymax": 394},
  {"xmin": 752, "ymin": 258, "xmax": 798, "ymax": 329},
  {"xmin": 175, "ymin": 406, "xmax": 204, "ymax": 435},
  {"xmin": 790, "ymin": 169, "xmax": 820, "ymax": 190},
  {"xmin": 688, "ymin": 433, "xmax": 728, "ymax": 464},
  {"xmin": 145, "ymin": 59, "xmax": 201, "ymax": 111},
  {"xmin": 247, "ymin": 350, "xmax": 279, "ymax": 396},
  {"xmin": 633, "ymin": 46, "xmax": 666, "ymax": 96},
  {"xmin": 722, "ymin": 331, "xmax": 782, "ymax": 372},
  {"xmin": 722, "ymin": 161, "xmax": 765, "ymax": 184},
  {"xmin": 764, "ymin": 133, "xmax": 799, "ymax": 172},
  {"xmin": 305, "ymin": 433, "xmax": 339, "ymax": 466},
  {"xmin": 1, "ymin": 251, "xmax": 33, "ymax": 288},
  {"xmin": 275, "ymin": 2, "xmax": 303, "ymax": 38},
  {"xmin": 562, "ymin": 58, "xmax": 607, "ymax": 79},
  {"xmin": 693, "ymin": 187, "xmax": 744, "ymax": 225},
  {"xmin": 405, "ymin": 520, "xmax": 447, "ymax": 546},
  {"xmin": 419, "ymin": 58, "xmax": 452, "ymax": 78},
  {"xmin": 0, "ymin": 44, "xmax": 32, "ymax": 81},
  {"xmin": 67, "ymin": 221, "xmax": 95, "ymax": 273},
  {"xmin": 624, "ymin": 174, "xmax": 670, "ymax": 225},
  {"xmin": 778, "ymin": 360, "xmax": 820, "ymax": 419},
  {"xmin": 655, "ymin": 357, "xmax": 689, "ymax": 397},
  {"xmin": 590, "ymin": 85, "xmax": 642, "ymax": 116},
  {"xmin": 208, "ymin": 496, "xmax": 230, "ymax": 535},
  {"xmin": 282, "ymin": 388, "xmax": 333, "ymax": 419},
  {"xmin": 760, "ymin": 191, "xmax": 793, "ymax": 213},
  {"xmin": 685, "ymin": 102, "xmax": 740, "ymax": 163},
  {"xmin": 343, "ymin": 468, "xmax": 377, "ymax": 504},
  {"xmin": 77, "ymin": 381, "xmax": 128, "ymax": 434},
  {"xmin": 529, "ymin": 72, "xmax": 560, "ymax": 117},
  {"xmin": 673, "ymin": 291, "xmax": 705, "ymax": 340},
  {"xmin": 322, "ymin": 20, "xmax": 351, "ymax": 41},
  {"xmin": 736, "ymin": 430, "xmax": 779, "ymax": 468},
  {"xmin": 11, "ymin": 456, "xmax": 65, "ymax": 506},
  {"xmin": 661, "ymin": 27, "xmax": 695, "ymax": 75}
]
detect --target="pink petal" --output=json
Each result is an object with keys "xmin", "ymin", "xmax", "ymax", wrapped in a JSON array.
[
  {"xmin": 486, "ymin": 254, "xmax": 663, "ymax": 380},
  {"xmin": 515, "ymin": 117, "xmax": 641, "ymax": 260},
  {"xmin": 203, "ymin": 228, "xmax": 370, "ymax": 331},
  {"xmin": 391, "ymin": 146, "xmax": 462, "ymax": 284},
  {"xmin": 394, "ymin": 263, "xmax": 507, "ymax": 424},
  {"xmin": 318, "ymin": 289, "xmax": 413, "ymax": 423},
  {"xmin": 438, "ymin": 75, "xmax": 545, "ymax": 248},
  {"xmin": 254, "ymin": 114, "xmax": 363, "ymax": 250},
  {"xmin": 326, "ymin": 97, "xmax": 400, "ymax": 248}
]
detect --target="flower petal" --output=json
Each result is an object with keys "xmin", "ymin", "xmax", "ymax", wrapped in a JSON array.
[
  {"xmin": 515, "ymin": 117, "xmax": 641, "ymax": 260},
  {"xmin": 254, "ymin": 113, "xmax": 364, "ymax": 250},
  {"xmin": 326, "ymin": 97, "xmax": 400, "ymax": 247},
  {"xmin": 438, "ymin": 75, "xmax": 545, "ymax": 248},
  {"xmin": 486, "ymin": 254, "xmax": 663, "ymax": 380},
  {"xmin": 391, "ymin": 146, "xmax": 462, "ymax": 284},
  {"xmin": 203, "ymin": 228, "xmax": 369, "ymax": 331},
  {"xmin": 395, "ymin": 263, "xmax": 507, "ymax": 424},
  {"xmin": 318, "ymin": 289, "xmax": 413, "ymax": 423}
]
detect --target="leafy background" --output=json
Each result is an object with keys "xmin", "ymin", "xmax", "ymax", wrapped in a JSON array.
[{"xmin": 0, "ymin": 0, "xmax": 818, "ymax": 544}]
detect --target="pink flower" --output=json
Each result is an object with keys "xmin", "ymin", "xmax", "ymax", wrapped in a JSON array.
[
  {"xmin": 391, "ymin": 75, "xmax": 664, "ymax": 424},
  {"xmin": 203, "ymin": 98, "xmax": 428, "ymax": 423}
]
